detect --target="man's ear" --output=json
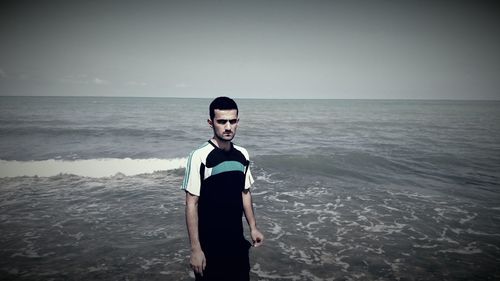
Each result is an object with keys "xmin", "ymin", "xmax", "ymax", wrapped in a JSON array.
[{"xmin": 207, "ymin": 118, "xmax": 213, "ymax": 128}]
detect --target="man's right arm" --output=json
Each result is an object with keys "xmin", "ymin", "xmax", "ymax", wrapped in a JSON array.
[{"xmin": 185, "ymin": 192, "xmax": 206, "ymax": 276}]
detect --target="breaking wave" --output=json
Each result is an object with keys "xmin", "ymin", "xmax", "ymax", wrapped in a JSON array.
[{"xmin": 0, "ymin": 158, "xmax": 187, "ymax": 178}]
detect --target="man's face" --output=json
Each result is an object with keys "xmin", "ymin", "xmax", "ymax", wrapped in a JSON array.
[{"xmin": 209, "ymin": 109, "xmax": 239, "ymax": 142}]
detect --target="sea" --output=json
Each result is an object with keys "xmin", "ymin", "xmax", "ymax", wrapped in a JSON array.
[{"xmin": 1, "ymin": 96, "xmax": 499, "ymax": 281}]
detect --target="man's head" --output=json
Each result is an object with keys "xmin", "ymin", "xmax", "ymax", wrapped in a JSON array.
[
  {"xmin": 209, "ymin": 96, "xmax": 238, "ymax": 120},
  {"xmin": 208, "ymin": 97, "xmax": 239, "ymax": 142}
]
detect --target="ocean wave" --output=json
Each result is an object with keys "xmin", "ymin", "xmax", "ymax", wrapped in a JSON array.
[
  {"xmin": 0, "ymin": 127, "xmax": 187, "ymax": 138},
  {"xmin": 254, "ymin": 152, "xmax": 405, "ymax": 182},
  {"xmin": 0, "ymin": 158, "xmax": 187, "ymax": 178}
]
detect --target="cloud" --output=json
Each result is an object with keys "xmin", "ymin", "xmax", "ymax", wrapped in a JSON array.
[
  {"xmin": 93, "ymin": 78, "xmax": 109, "ymax": 85},
  {"xmin": 0, "ymin": 68, "xmax": 30, "ymax": 80},
  {"xmin": 0, "ymin": 68, "xmax": 25, "ymax": 80},
  {"xmin": 58, "ymin": 74, "xmax": 90, "ymax": 84},
  {"xmin": 126, "ymin": 81, "xmax": 148, "ymax": 86},
  {"xmin": 174, "ymin": 83, "xmax": 190, "ymax": 88},
  {"xmin": 58, "ymin": 74, "xmax": 110, "ymax": 85}
]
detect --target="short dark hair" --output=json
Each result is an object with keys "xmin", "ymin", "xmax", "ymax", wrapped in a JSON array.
[{"xmin": 209, "ymin": 96, "xmax": 238, "ymax": 120}]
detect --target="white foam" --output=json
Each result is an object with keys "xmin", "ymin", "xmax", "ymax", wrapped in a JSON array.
[
  {"xmin": 438, "ymin": 244, "xmax": 483, "ymax": 255},
  {"xmin": 0, "ymin": 158, "xmax": 187, "ymax": 178},
  {"xmin": 251, "ymin": 263, "xmax": 301, "ymax": 281},
  {"xmin": 362, "ymin": 222, "xmax": 407, "ymax": 234}
]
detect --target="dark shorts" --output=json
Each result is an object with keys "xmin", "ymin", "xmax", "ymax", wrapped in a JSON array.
[{"xmin": 195, "ymin": 240, "xmax": 251, "ymax": 281}]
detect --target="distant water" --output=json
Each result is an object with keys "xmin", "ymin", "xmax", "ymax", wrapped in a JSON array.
[{"xmin": 1, "ymin": 96, "xmax": 500, "ymax": 280}]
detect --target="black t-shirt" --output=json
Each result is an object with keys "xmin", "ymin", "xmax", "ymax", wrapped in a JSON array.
[{"xmin": 182, "ymin": 140, "xmax": 254, "ymax": 256}]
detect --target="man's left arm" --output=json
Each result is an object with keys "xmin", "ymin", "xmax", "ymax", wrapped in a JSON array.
[{"xmin": 242, "ymin": 189, "xmax": 264, "ymax": 247}]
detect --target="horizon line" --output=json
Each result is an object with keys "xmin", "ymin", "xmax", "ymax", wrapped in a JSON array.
[{"xmin": 1, "ymin": 95, "xmax": 499, "ymax": 102}]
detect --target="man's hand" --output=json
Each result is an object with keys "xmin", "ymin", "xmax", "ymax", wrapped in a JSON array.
[
  {"xmin": 190, "ymin": 248, "xmax": 206, "ymax": 276},
  {"xmin": 251, "ymin": 228, "xmax": 264, "ymax": 247}
]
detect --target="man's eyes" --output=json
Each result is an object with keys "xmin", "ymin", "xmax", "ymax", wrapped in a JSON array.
[{"xmin": 216, "ymin": 119, "xmax": 238, "ymax": 125}]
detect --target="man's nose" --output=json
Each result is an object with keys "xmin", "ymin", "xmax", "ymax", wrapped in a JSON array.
[{"xmin": 224, "ymin": 121, "xmax": 231, "ymax": 130}]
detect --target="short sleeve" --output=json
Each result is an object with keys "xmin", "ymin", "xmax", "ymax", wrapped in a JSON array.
[
  {"xmin": 240, "ymin": 147, "xmax": 254, "ymax": 190},
  {"xmin": 245, "ymin": 166, "xmax": 254, "ymax": 190},
  {"xmin": 181, "ymin": 150, "xmax": 202, "ymax": 196}
]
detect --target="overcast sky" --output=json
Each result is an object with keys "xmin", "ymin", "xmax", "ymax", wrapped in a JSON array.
[{"xmin": 1, "ymin": 0, "xmax": 499, "ymax": 99}]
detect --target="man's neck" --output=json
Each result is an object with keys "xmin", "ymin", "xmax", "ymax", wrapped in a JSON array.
[{"xmin": 211, "ymin": 137, "xmax": 232, "ymax": 151}]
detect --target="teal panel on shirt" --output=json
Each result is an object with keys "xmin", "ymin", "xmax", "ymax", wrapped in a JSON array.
[{"xmin": 211, "ymin": 161, "xmax": 245, "ymax": 176}]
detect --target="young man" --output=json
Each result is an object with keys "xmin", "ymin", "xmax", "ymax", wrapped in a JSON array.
[{"xmin": 182, "ymin": 97, "xmax": 264, "ymax": 281}]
